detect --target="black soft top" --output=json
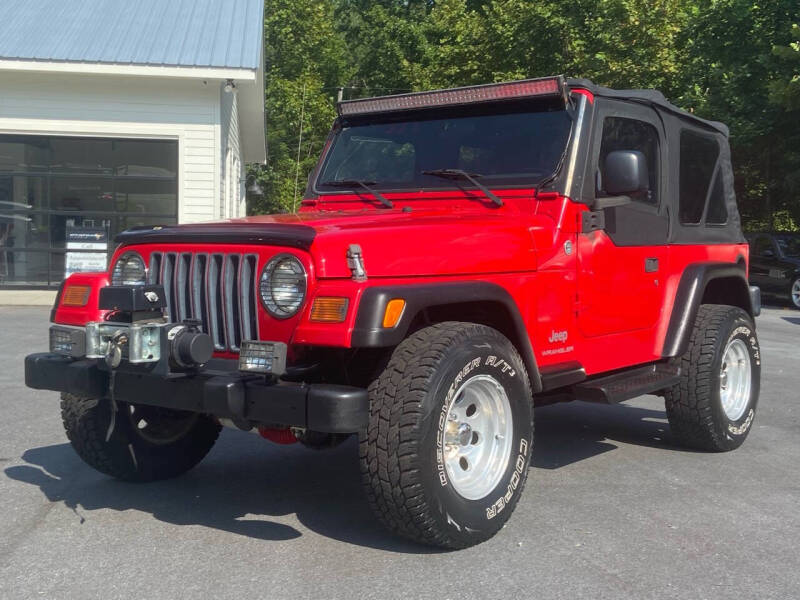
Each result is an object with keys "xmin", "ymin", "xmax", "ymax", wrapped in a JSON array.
[{"xmin": 567, "ymin": 78, "xmax": 729, "ymax": 137}]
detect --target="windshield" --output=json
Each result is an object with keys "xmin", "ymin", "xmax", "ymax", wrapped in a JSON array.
[
  {"xmin": 316, "ymin": 107, "xmax": 572, "ymax": 192},
  {"xmin": 776, "ymin": 236, "xmax": 800, "ymax": 257}
]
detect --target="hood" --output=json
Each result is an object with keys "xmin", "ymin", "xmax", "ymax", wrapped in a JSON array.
[
  {"xmin": 117, "ymin": 209, "xmax": 554, "ymax": 279},
  {"xmin": 244, "ymin": 209, "xmax": 544, "ymax": 278}
]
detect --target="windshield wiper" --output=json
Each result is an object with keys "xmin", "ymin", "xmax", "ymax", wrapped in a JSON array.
[
  {"xmin": 421, "ymin": 169, "xmax": 503, "ymax": 207},
  {"xmin": 320, "ymin": 179, "xmax": 393, "ymax": 208}
]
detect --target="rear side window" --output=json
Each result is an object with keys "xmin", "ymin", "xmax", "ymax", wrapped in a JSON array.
[
  {"xmin": 679, "ymin": 130, "xmax": 720, "ymax": 224},
  {"xmin": 705, "ymin": 170, "xmax": 728, "ymax": 224},
  {"xmin": 598, "ymin": 117, "xmax": 659, "ymax": 205}
]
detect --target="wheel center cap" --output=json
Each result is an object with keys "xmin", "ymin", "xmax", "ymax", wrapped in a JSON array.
[{"xmin": 456, "ymin": 423, "xmax": 472, "ymax": 446}]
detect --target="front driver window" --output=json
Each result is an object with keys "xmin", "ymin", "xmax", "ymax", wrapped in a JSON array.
[{"xmin": 598, "ymin": 117, "xmax": 660, "ymax": 206}]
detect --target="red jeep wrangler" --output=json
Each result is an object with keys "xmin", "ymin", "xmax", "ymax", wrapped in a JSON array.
[{"xmin": 25, "ymin": 76, "xmax": 762, "ymax": 549}]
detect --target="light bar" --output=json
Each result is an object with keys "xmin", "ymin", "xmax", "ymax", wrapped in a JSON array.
[{"xmin": 338, "ymin": 76, "xmax": 566, "ymax": 117}]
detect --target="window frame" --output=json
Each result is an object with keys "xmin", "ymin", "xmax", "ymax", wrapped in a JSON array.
[{"xmin": 588, "ymin": 100, "xmax": 665, "ymax": 217}]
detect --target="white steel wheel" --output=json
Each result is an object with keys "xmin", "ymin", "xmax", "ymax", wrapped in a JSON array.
[
  {"xmin": 791, "ymin": 278, "xmax": 800, "ymax": 308},
  {"xmin": 719, "ymin": 338, "xmax": 752, "ymax": 421},
  {"xmin": 441, "ymin": 374, "xmax": 514, "ymax": 501}
]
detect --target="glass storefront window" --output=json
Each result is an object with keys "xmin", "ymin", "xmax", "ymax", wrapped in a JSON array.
[
  {"xmin": 114, "ymin": 139, "xmax": 178, "ymax": 177},
  {"xmin": 0, "ymin": 135, "xmax": 178, "ymax": 287},
  {"xmin": 115, "ymin": 179, "xmax": 177, "ymax": 215}
]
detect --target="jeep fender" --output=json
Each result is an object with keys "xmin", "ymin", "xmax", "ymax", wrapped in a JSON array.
[
  {"xmin": 51, "ymin": 271, "xmax": 110, "ymax": 326},
  {"xmin": 662, "ymin": 262, "xmax": 756, "ymax": 358},
  {"xmin": 351, "ymin": 282, "xmax": 542, "ymax": 393}
]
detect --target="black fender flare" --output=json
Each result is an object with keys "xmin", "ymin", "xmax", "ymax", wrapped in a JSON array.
[
  {"xmin": 351, "ymin": 282, "xmax": 542, "ymax": 393},
  {"xmin": 662, "ymin": 262, "xmax": 754, "ymax": 358}
]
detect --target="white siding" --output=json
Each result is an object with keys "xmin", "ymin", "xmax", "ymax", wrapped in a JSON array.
[
  {"xmin": 0, "ymin": 71, "xmax": 221, "ymax": 223},
  {"xmin": 219, "ymin": 83, "xmax": 245, "ymax": 219}
]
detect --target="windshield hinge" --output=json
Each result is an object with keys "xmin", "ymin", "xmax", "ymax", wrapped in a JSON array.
[{"xmin": 581, "ymin": 210, "xmax": 605, "ymax": 233}]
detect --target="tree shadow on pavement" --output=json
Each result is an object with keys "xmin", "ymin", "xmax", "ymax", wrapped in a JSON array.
[
  {"xmin": 5, "ymin": 401, "xmax": 685, "ymax": 550},
  {"xmin": 3, "ymin": 432, "xmax": 440, "ymax": 554}
]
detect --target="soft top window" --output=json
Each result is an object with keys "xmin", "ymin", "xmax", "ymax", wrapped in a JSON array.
[
  {"xmin": 316, "ymin": 107, "xmax": 571, "ymax": 191},
  {"xmin": 704, "ymin": 170, "xmax": 728, "ymax": 225},
  {"xmin": 597, "ymin": 116, "xmax": 659, "ymax": 206},
  {"xmin": 679, "ymin": 130, "xmax": 720, "ymax": 224}
]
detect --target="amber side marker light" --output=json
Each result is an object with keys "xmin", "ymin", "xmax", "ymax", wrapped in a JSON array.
[
  {"xmin": 382, "ymin": 299, "xmax": 406, "ymax": 328},
  {"xmin": 61, "ymin": 285, "xmax": 91, "ymax": 307},
  {"xmin": 310, "ymin": 297, "xmax": 349, "ymax": 323}
]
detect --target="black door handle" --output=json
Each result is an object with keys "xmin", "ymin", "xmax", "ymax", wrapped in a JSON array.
[{"xmin": 645, "ymin": 258, "xmax": 659, "ymax": 272}]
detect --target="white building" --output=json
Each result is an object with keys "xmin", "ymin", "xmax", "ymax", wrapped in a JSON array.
[{"xmin": 0, "ymin": 0, "xmax": 265, "ymax": 292}]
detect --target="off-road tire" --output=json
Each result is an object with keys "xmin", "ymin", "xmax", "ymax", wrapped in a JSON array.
[
  {"xmin": 359, "ymin": 322, "xmax": 533, "ymax": 549},
  {"xmin": 665, "ymin": 305, "xmax": 760, "ymax": 451},
  {"xmin": 61, "ymin": 393, "xmax": 221, "ymax": 482}
]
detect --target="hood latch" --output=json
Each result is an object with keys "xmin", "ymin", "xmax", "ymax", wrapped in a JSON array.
[{"xmin": 346, "ymin": 244, "xmax": 367, "ymax": 281}]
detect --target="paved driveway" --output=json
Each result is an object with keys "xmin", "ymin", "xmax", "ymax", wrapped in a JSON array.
[{"xmin": 1, "ymin": 306, "xmax": 798, "ymax": 599}]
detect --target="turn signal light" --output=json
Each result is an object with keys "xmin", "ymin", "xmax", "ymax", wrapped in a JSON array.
[
  {"xmin": 309, "ymin": 297, "xmax": 349, "ymax": 323},
  {"xmin": 382, "ymin": 299, "xmax": 406, "ymax": 328},
  {"xmin": 61, "ymin": 285, "xmax": 91, "ymax": 307}
]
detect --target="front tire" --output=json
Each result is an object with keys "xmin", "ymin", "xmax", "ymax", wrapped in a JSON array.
[
  {"xmin": 61, "ymin": 394, "xmax": 221, "ymax": 482},
  {"xmin": 360, "ymin": 322, "xmax": 533, "ymax": 549},
  {"xmin": 665, "ymin": 305, "xmax": 761, "ymax": 451}
]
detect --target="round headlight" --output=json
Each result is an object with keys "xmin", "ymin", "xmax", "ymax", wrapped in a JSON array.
[
  {"xmin": 111, "ymin": 251, "xmax": 147, "ymax": 286},
  {"xmin": 259, "ymin": 254, "xmax": 307, "ymax": 318}
]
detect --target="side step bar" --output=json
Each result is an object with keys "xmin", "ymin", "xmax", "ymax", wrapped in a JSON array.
[{"xmin": 573, "ymin": 362, "xmax": 680, "ymax": 404}]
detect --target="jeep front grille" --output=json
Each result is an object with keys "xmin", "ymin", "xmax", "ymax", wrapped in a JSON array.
[{"xmin": 148, "ymin": 252, "xmax": 259, "ymax": 352}]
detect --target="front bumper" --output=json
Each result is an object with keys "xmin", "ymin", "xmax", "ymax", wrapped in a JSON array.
[{"xmin": 25, "ymin": 353, "xmax": 368, "ymax": 433}]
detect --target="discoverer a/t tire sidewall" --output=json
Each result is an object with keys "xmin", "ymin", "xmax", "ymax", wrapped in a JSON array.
[
  {"xmin": 360, "ymin": 322, "xmax": 533, "ymax": 549},
  {"xmin": 666, "ymin": 305, "xmax": 761, "ymax": 452},
  {"xmin": 421, "ymin": 336, "xmax": 533, "ymax": 542}
]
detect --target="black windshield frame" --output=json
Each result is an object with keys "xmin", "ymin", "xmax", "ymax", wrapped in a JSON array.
[{"xmin": 312, "ymin": 100, "xmax": 574, "ymax": 196}]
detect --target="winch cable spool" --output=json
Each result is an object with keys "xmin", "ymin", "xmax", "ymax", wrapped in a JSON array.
[{"xmin": 168, "ymin": 321, "xmax": 214, "ymax": 370}]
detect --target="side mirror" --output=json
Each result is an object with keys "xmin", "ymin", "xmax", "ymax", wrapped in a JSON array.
[{"xmin": 603, "ymin": 150, "xmax": 649, "ymax": 196}]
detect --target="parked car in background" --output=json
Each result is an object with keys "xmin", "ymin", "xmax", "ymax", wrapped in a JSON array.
[{"xmin": 747, "ymin": 232, "xmax": 800, "ymax": 308}]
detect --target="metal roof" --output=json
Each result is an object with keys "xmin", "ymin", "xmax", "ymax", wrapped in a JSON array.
[{"xmin": 0, "ymin": 0, "xmax": 263, "ymax": 70}]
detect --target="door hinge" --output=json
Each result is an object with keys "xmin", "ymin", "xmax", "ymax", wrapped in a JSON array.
[{"xmin": 581, "ymin": 210, "xmax": 605, "ymax": 233}]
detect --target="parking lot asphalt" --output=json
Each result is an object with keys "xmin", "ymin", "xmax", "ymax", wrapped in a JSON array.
[{"xmin": 1, "ymin": 305, "xmax": 798, "ymax": 600}]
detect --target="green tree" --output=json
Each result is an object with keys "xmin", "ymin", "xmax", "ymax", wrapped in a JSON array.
[
  {"xmin": 248, "ymin": 0, "xmax": 350, "ymax": 214},
  {"xmin": 678, "ymin": 1, "xmax": 800, "ymax": 229},
  {"xmin": 770, "ymin": 23, "xmax": 800, "ymax": 111},
  {"xmin": 246, "ymin": 0, "xmax": 800, "ymax": 231}
]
